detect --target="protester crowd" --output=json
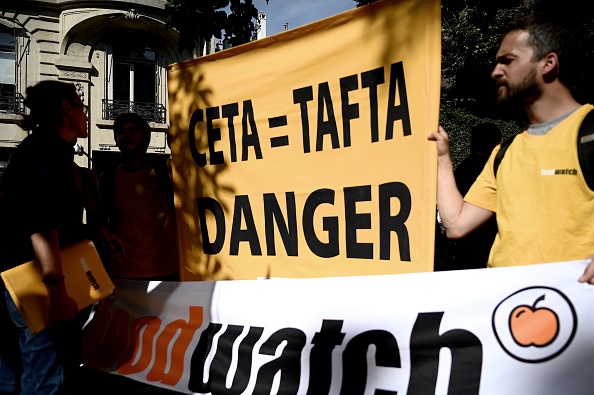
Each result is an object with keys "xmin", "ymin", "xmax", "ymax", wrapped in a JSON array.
[
  {"xmin": 1, "ymin": 10, "xmax": 594, "ymax": 395},
  {"xmin": 0, "ymin": 83, "xmax": 180, "ymax": 394}
]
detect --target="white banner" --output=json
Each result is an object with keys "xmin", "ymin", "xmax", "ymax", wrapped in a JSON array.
[{"xmin": 82, "ymin": 260, "xmax": 594, "ymax": 394}]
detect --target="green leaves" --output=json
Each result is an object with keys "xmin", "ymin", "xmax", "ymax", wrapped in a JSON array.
[
  {"xmin": 164, "ymin": 0, "xmax": 261, "ymax": 53},
  {"xmin": 226, "ymin": 0, "xmax": 259, "ymax": 46}
]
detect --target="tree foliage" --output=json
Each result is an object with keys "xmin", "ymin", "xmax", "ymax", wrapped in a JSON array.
[
  {"xmin": 164, "ymin": 0, "xmax": 260, "ymax": 53},
  {"xmin": 225, "ymin": 0, "xmax": 260, "ymax": 46},
  {"xmin": 441, "ymin": 0, "xmax": 594, "ymax": 117},
  {"xmin": 354, "ymin": 0, "xmax": 378, "ymax": 5}
]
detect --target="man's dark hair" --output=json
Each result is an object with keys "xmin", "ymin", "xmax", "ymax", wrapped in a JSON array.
[
  {"xmin": 19, "ymin": 80, "xmax": 78, "ymax": 131},
  {"xmin": 470, "ymin": 122, "xmax": 501, "ymax": 155},
  {"xmin": 500, "ymin": 13, "xmax": 582, "ymax": 90},
  {"xmin": 112, "ymin": 112, "xmax": 151, "ymax": 144}
]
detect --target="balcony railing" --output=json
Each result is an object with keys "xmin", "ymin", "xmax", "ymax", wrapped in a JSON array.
[
  {"xmin": 102, "ymin": 99, "xmax": 166, "ymax": 123},
  {"xmin": 0, "ymin": 91, "xmax": 25, "ymax": 114}
]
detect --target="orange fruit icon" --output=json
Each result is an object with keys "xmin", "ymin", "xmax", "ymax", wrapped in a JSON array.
[{"xmin": 509, "ymin": 294, "xmax": 559, "ymax": 347}]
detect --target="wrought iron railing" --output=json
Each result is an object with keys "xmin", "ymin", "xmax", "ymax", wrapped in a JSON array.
[
  {"xmin": 0, "ymin": 91, "xmax": 24, "ymax": 114},
  {"xmin": 102, "ymin": 99, "xmax": 166, "ymax": 123}
]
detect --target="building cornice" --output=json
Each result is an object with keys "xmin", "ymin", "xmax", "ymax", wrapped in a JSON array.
[{"xmin": 1, "ymin": 0, "xmax": 166, "ymax": 11}]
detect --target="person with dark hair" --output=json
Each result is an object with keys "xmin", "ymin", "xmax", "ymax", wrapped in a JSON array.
[
  {"xmin": 95, "ymin": 112, "xmax": 179, "ymax": 281},
  {"xmin": 0, "ymin": 80, "xmax": 89, "ymax": 394},
  {"xmin": 429, "ymin": 13, "xmax": 594, "ymax": 283}
]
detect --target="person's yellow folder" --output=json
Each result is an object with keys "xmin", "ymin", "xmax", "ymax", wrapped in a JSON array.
[{"xmin": 1, "ymin": 240, "xmax": 114, "ymax": 333}]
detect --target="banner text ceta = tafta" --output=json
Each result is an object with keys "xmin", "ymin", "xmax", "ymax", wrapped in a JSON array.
[{"xmin": 187, "ymin": 62, "xmax": 411, "ymax": 167}]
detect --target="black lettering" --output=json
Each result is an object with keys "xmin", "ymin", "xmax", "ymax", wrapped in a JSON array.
[
  {"xmin": 385, "ymin": 62, "xmax": 411, "ymax": 139},
  {"xmin": 222, "ymin": 103, "xmax": 240, "ymax": 163},
  {"xmin": 379, "ymin": 182, "xmax": 411, "ymax": 261},
  {"xmin": 241, "ymin": 100, "xmax": 263, "ymax": 161},
  {"xmin": 340, "ymin": 75, "xmax": 360, "ymax": 148},
  {"xmin": 306, "ymin": 320, "xmax": 345, "ymax": 395},
  {"xmin": 215, "ymin": 325, "xmax": 264, "ymax": 394},
  {"xmin": 188, "ymin": 323, "xmax": 221, "ymax": 393},
  {"xmin": 188, "ymin": 109, "xmax": 206, "ymax": 167},
  {"xmin": 344, "ymin": 185, "xmax": 373, "ymax": 259},
  {"xmin": 340, "ymin": 330, "xmax": 401, "ymax": 395},
  {"xmin": 361, "ymin": 67, "xmax": 384, "ymax": 143},
  {"xmin": 316, "ymin": 82, "xmax": 340, "ymax": 151},
  {"xmin": 86, "ymin": 271, "xmax": 100, "ymax": 290},
  {"xmin": 206, "ymin": 107, "xmax": 224, "ymax": 165},
  {"xmin": 303, "ymin": 189, "xmax": 339, "ymax": 258},
  {"xmin": 293, "ymin": 86, "xmax": 314, "ymax": 153},
  {"xmin": 264, "ymin": 192, "xmax": 298, "ymax": 256},
  {"xmin": 253, "ymin": 328, "xmax": 306, "ymax": 395},
  {"xmin": 190, "ymin": 324, "xmax": 264, "ymax": 394},
  {"xmin": 230, "ymin": 195, "xmax": 262, "ymax": 256},
  {"xmin": 196, "ymin": 197, "xmax": 226, "ymax": 254},
  {"xmin": 408, "ymin": 312, "xmax": 482, "ymax": 395}
]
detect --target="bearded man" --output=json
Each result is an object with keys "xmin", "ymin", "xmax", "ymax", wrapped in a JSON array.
[{"xmin": 428, "ymin": 13, "xmax": 594, "ymax": 283}]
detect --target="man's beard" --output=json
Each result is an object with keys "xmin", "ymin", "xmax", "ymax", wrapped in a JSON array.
[{"xmin": 496, "ymin": 67, "xmax": 541, "ymax": 109}]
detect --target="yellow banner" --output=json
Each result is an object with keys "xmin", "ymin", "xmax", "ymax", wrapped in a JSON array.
[{"xmin": 167, "ymin": 0, "xmax": 441, "ymax": 280}]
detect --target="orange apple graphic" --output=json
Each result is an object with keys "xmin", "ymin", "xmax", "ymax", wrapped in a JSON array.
[{"xmin": 509, "ymin": 295, "xmax": 559, "ymax": 347}]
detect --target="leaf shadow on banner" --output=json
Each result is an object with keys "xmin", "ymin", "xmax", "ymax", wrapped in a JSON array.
[
  {"xmin": 169, "ymin": 62, "xmax": 233, "ymax": 282},
  {"xmin": 167, "ymin": 0, "xmax": 440, "ymax": 281}
]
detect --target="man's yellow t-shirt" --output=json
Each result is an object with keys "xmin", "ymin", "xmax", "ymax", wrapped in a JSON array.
[
  {"xmin": 109, "ymin": 161, "xmax": 179, "ymax": 278},
  {"xmin": 465, "ymin": 104, "xmax": 594, "ymax": 267}
]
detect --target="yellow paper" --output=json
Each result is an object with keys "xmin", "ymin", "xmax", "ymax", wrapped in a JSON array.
[{"xmin": 1, "ymin": 240, "xmax": 115, "ymax": 333}]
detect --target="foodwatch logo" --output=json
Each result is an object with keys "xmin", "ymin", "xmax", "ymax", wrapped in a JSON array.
[{"xmin": 492, "ymin": 286, "xmax": 577, "ymax": 363}]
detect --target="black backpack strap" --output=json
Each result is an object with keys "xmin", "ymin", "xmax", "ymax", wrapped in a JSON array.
[
  {"xmin": 577, "ymin": 109, "xmax": 594, "ymax": 191},
  {"xmin": 492, "ymin": 109, "xmax": 594, "ymax": 188},
  {"xmin": 493, "ymin": 135, "xmax": 517, "ymax": 177}
]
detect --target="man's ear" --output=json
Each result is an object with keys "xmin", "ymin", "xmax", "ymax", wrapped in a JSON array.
[
  {"xmin": 61, "ymin": 99, "xmax": 72, "ymax": 115},
  {"xmin": 542, "ymin": 52, "xmax": 559, "ymax": 81}
]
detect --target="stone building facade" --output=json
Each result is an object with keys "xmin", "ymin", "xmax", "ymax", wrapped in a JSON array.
[{"xmin": 0, "ymin": 0, "xmax": 204, "ymax": 175}]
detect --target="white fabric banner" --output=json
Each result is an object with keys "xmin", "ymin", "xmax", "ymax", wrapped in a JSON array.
[{"xmin": 82, "ymin": 260, "xmax": 594, "ymax": 394}]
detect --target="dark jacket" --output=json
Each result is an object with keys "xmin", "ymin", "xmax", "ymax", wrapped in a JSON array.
[{"xmin": 0, "ymin": 129, "xmax": 85, "ymax": 270}]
